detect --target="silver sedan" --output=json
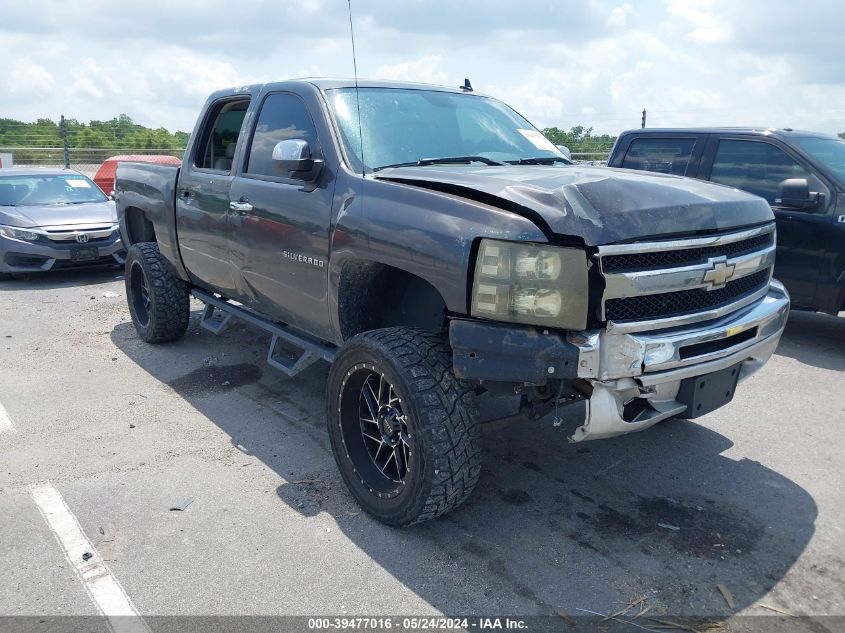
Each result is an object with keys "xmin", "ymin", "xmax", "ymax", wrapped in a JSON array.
[{"xmin": 0, "ymin": 168, "xmax": 125, "ymax": 279}]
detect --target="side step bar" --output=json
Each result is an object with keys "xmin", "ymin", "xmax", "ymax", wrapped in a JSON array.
[{"xmin": 192, "ymin": 289, "xmax": 336, "ymax": 377}]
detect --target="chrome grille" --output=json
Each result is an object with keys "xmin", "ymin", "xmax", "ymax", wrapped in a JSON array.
[
  {"xmin": 598, "ymin": 224, "xmax": 776, "ymax": 333},
  {"xmin": 44, "ymin": 225, "xmax": 117, "ymax": 244},
  {"xmin": 605, "ymin": 269, "xmax": 770, "ymax": 322},
  {"xmin": 601, "ymin": 232, "xmax": 773, "ymax": 273}
]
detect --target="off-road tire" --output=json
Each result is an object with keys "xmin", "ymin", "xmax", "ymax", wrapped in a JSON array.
[
  {"xmin": 125, "ymin": 242, "xmax": 189, "ymax": 343},
  {"xmin": 327, "ymin": 327, "xmax": 483, "ymax": 526}
]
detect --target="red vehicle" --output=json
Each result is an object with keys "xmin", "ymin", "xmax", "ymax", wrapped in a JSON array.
[{"xmin": 93, "ymin": 155, "xmax": 181, "ymax": 195}]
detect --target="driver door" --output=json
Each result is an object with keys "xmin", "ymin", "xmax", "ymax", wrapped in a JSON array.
[{"xmin": 228, "ymin": 92, "xmax": 337, "ymax": 339}]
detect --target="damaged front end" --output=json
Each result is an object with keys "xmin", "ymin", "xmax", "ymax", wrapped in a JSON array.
[{"xmin": 451, "ymin": 224, "xmax": 790, "ymax": 442}]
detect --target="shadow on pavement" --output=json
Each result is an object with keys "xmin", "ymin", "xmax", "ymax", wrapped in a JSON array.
[
  {"xmin": 111, "ymin": 314, "xmax": 818, "ymax": 621},
  {"xmin": 0, "ymin": 265, "xmax": 123, "ymax": 291},
  {"xmin": 775, "ymin": 309, "xmax": 844, "ymax": 372}
]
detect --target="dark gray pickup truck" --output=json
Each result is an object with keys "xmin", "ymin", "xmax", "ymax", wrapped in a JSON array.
[{"xmin": 115, "ymin": 79, "xmax": 789, "ymax": 526}]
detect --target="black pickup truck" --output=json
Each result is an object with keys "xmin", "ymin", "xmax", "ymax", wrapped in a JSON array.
[
  {"xmin": 608, "ymin": 128, "xmax": 845, "ymax": 315},
  {"xmin": 115, "ymin": 80, "xmax": 789, "ymax": 526}
]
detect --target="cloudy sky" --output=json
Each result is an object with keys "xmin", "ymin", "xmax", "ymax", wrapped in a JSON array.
[{"xmin": 2, "ymin": 0, "xmax": 843, "ymax": 136}]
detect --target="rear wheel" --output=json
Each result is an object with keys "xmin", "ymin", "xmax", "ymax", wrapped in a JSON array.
[
  {"xmin": 125, "ymin": 242, "xmax": 189, "ymax": 343},
  {"xmin": 327, "ymin": 327, "xmax": 482, "ymax": 526}
]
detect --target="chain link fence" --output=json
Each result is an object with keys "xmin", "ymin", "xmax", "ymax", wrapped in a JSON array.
[
  {"xmin": 569, "ymin": 152, "xmax": 611, "ymax": 165},
  {"xmin": 0, "ymin": 147, "xmax": 186, "ymax": 178}
]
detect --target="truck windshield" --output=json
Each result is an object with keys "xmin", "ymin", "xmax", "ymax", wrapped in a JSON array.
[
  {"xmin": 792, "ymin": 137, "xmax": 845, "ymax": 187},
  {"xmin": 0, "ymin": 174, "xmax": 108, "ymax": 206},
  {"xmin": 326, "ymin": 87, "xmax": 565, "ymax": 172}
]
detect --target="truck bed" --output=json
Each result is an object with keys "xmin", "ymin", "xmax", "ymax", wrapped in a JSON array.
[{"xmin": 115, "ymin": 162, "xmax": 185, "ymax": 278}]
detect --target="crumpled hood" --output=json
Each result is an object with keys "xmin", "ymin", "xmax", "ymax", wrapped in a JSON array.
[
  {"xmin": 0, "ymin": 200, "xmax": 117, "ymax": 229},
  {"xmin": 373, "ymin": 164, "xmax": 774, "ymax": 245}
]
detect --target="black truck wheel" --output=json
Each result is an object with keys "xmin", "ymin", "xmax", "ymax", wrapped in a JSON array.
[
  {"xmin": 327, "ymin": 327, "xmax": 482, "ymax": 526},
  {"xmin": 125, "ymin": 242, "xmax": 190, "ymax": 343}
]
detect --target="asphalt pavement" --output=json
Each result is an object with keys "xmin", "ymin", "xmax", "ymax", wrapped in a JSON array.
[{"xmin": 0, "ymin": 268, "xmax": 843, "ymax": 632}]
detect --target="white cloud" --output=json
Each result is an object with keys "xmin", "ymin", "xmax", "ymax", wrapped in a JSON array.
[
  {"xmin": 374, "ymin": 55, "xmax": 450, "ymax": 85},
  {"xmin": 6, "ymin": 59, "xmax": 56, "ymax": 95},
  {"xmin": 0, "ymin": 0, "xmax": 843, "ymax": 137},
  {"xmin": 665, "ymin": 0, "xmax": 732, "ymax": 44},
  {"xmin": 608, "ymin": 3, "xmax": 633, "ymax": 27}
]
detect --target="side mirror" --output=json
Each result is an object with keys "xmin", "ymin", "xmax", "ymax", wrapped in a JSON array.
[
  {"xmin": 555, "ymin": 144, "xmax": 572, "ymax": 160},
  {"xmin": 272, "ymin": 139, "xmax": 322, "ymax": 181},
  {"xmin": 775, "ymin": 178, "xmax": 823, "ymax": 210}
]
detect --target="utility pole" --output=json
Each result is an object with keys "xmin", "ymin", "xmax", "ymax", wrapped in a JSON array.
[
  {"xmin": 60, "ymin": 114, "xmax": 70, "ymax": 169},
  {"xmin": 641, "ymin": 108, "xmax": 647, "ymax": 129}
]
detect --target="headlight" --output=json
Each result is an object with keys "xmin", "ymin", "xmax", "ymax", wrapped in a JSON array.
[
  {"xmin": 471, "ymin": 239, "xmax": 588, "ymax": 330},
  {"xmin": 0, "ymin": 225, "xmax": 40, "ymax": 241}
]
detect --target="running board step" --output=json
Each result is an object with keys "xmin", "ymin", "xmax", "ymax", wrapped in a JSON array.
[
  {"xmin": 191, "ymin": 289, "xmax": 336, "ymax": 377},
  {"xmin": 199, "ymin": 303, "xmax": 233, "ymax": 334}
]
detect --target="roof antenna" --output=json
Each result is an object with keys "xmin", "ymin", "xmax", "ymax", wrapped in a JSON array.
[
  {"xmin": 347, "ymin": 0, "xmax": 365, "ymax": 175},
  {"xmin": 460, "ymin": 78, "xmax": 473, "ymax": 92}
]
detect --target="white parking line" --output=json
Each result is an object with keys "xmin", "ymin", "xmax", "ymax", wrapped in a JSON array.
[
  {"xmin": 0, "ymin": 400, "xmax": 15, "ymax": 434},
  {"xmin": 30, "ymin": 483, "xmax": 151, "ymax": 633}
]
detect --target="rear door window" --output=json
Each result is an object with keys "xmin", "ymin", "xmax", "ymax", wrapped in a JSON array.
[
  {"xmin": 194, "ymin": 98, "xmax": 250, "ymax": 172},
  {"xmin": 709, "ymin": 140, "xmax": 809, "ymax": 204},
  {"xmin": 621, "ymin": 138, "xmax": 697, "ymax": 176}
]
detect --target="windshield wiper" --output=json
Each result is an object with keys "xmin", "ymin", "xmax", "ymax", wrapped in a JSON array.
[
  {"xmin": 373, "ymin": 155, "xmax": 505, "ymax": 171},
  {"xmin": 507, "ymin": 156, "xmax": 572, "ymax": 165}
]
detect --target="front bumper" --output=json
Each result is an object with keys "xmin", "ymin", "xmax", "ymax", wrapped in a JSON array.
[
  {"xmin": 451, "ymin": 281, "xmax": 790, "ymax": 441},
  {"xmin": 0, "ymin": 233, "xmax": 125, "ymax": 274}
]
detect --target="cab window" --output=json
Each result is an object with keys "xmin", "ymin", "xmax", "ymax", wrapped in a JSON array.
[
  {"xmin": 709, "ymin": 140, "xmax": 809, "ymax": 204},
  {"xmin": 195, "ymin": 98, "xmax": 250, "ymax": 172},
  {"xmin": 621, "ymin": 137, "xmax": 696, "ymax": 176},
  {"xmin": 245, "ymin": 93, "xmax": 319, "ymax": 178}
]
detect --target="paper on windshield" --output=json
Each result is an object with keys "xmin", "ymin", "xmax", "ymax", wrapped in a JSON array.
[
  {"xmin": 517, "ymin": 129, "xmax": 559, "ymax": 153},
  {"xmin": 65, "ymin": 179, "xmax": 92, "ymax": 188}
]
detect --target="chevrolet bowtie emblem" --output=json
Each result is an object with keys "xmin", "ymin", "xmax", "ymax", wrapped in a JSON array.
[{"xmin": 702, "ymin": 257, "xmax": 736, "ymax": 290}]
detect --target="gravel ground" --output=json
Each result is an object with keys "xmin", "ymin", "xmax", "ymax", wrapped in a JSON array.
[{"xmin": 0, "ymin": 267, "xmax": 842, "ymax": 632}]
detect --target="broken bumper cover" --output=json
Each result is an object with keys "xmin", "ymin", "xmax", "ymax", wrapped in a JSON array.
[{"xmin": 451, "ymin": 281, "xmax": 790, "ymax": 442}]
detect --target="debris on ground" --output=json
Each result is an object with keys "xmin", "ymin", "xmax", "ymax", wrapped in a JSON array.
[
  {"xmin": 81, "ymin": 552, "xmax": 93, "ymax": 561},
  {"xmin": 647, "ymin": 617, "xmax": 698, "ymax": 632},
  {"xmin": 102, "ymin": 291, "xmax": 118, "ymax": 298},
  {"xmin": 169, "ymin": 497, "xmax": 194, "ymax": 512},
  {"xmin": 291, "ymin": 479, "xmax": 321, "ymax": 485},
  {"xmin": 556, "ymin": 610, "xmax": 576, "ymax": 626},
  {"xmin": 658, "ymin": 522, "xmax": 681, "ymax": 531},
  {"xmin": 759, "ymin": 603, "xmax": 796, "ymax": 617},
  {"xmin": 716, "ymin": 584, "xmax": 736, "ymax": 609},
  {"xmin": 98, "ymin": 527, "xmax": 105, "ymax": 535}
]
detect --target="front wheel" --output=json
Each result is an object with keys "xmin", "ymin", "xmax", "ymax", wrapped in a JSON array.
[
  {"xmin": 125, "ymin": 242, "xmax": 190, "ymax": 343},
  {"xmin": 327, "ymin": 327, "xmax": 483, "ymax": 526}
]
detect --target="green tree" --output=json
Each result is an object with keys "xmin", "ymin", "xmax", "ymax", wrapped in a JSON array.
[
  {"xmin": 542, "ymin": 125, "xmax": 617, "ymax": 158},
  {"xmin": 0, "ymin": 114, "xmax": 189, "ymax": 151}
]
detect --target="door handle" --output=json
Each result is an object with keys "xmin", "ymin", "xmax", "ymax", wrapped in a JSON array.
[{"xmin": 229, "ymin": 201, "xmax": 253, "ymax": 214}]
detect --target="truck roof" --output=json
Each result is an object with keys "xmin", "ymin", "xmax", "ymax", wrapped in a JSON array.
[
  {"xmin": 618, "ymin": 127, "xmax": 836, "ymax": 140},
  {"xmin": 208, "ymin": 78, "xmax": 487, "ymax": 100}
]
